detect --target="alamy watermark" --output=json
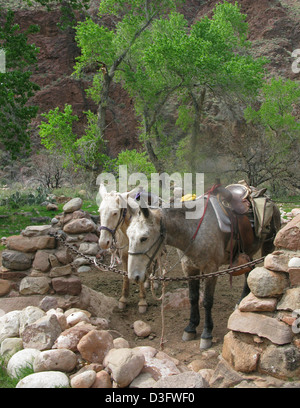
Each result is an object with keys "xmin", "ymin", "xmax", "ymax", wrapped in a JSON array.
[
  {"xmin": 96, "ymin": 165, "xmax": 205, "ymax": 219},
  {"xmin": 292, "ymin": 49, "xmax": 300, "ymax": 74}
]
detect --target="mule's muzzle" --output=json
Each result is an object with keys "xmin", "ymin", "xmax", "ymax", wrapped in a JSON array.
[
  {"xmin": 98, "ymin": 238, "xmax": 111, "ymax": 250},
  {"xmin": 128, "ymin": 270, "xmax": 146, "ymax": 283}
]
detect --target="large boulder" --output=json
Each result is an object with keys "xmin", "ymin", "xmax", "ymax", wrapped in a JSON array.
[
  {"xmin": 259, "ymin": 344, "xmax": 300, "ymax": 380},
  {"xmin": 77, "ymin": 329, "xmax": 114, "ymax": 364},
  {"xmin": 153, "ymin": 372, "xmax": 208, "ymax": 388},
  {"xmin": 227, "ymin": 309, "xmax": 293, "ymax": 345},
  {"xmin": 103, "ymin": 348, "xmax": 145, "ymax": 388},
  {"xmin": 33, "ymin": 349, "xmax": 77, "ymax": 373},
  {"xmin": 274, "ymin": 214, "xmax": 300, "ymax": 251},
  {"xmin": 222, "ymin": 331, "xmax": 260, "ymax": 373},
  {"xmin": 63, "ymin": 198, "xmax": 83, "ymax": 213},
  {"xmin": 2, "ymin": 250, "xmax": 34, "ymax": 270},
  {"xmin": 63, "ymin": 218, "xmax": 96, "ymax": 234},
  {"xmin": 21, "ymin": 314, "xmax": 62, "ymax": 350},
  {"xmin": 7, "ymin": 348, "xmax": 41, "ymax": 378},
  {"xmin": 6, "ymin": 235, "xmax": 56, "ymax": 253},
  {"xmin": 19, "ymin": 277, "xmax": 50, "ymax": 296},
  {"xmin": 247, "ymin": 267, "xmax": 289, "ymax": 297},
  {"xmin": 16, "ymin": 371, "xmax": 70, "ymax": 388},
  {"xmin": 0, "ymin": 310, "xmax": 22, "ymax": 343}
]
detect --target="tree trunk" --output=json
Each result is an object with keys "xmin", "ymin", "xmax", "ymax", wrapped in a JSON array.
[
  {"xmin": 190, "ymin": 88, "xmax": 206, "ymax": 179},
  {"xmin": 97, "ymin": 70, "xmax": 112, "ymax": 137},
  {"xmin": 145, "ymin": 140, "xmax": 164, "ymax": 173}
]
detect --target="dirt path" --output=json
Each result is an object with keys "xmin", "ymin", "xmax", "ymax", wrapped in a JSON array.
[{"xmin": 81, "ymin": 246, "xmax": 246, "ymax": 368}]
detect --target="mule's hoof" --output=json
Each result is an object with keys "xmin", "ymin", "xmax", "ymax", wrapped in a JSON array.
[
  {"xmin": 200, "ymin": 338, "xmax": 212, "ymax": 350},
  {"xmin": 144, "ymin": 281, "xmax": 149, "ymax": 289},
  {"xmin": 138, "ymin": 305, "xmax": 147, "ymax": 314},
  {"xmin": 182, "ymin": 331, "xmax": 196, "ymax": 341},
  {"xmin": 118, "ymin": 301, "xmax": 126, "ymax": 310}
]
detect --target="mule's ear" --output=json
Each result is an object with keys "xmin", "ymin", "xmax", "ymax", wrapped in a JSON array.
[
  {"xmin": 120, "ymin": 185, "xmax": 143, "ymax": 201},
  {"xmin": 127, "ymin": 201, "xmax": 138, "ymax": 217},
  {"xmin": 139, "ymin": 196, "xmax": 150, "ymax": 219},
  {"xmin": 99, "ymin": 183, "xmax": 107, "ymax": 199}
]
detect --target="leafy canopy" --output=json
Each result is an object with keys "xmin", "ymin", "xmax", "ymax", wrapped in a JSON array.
[
  {"xmin": 0, "ymin": 8, "xmax": 39, "ymax": 158},
  {"xmin": 245, "ymin": 77, "xmax": 300, "ymax": 137},
  {"xmin": 39, "ymin": 104, "xmax": 109, "ymax": 170}
]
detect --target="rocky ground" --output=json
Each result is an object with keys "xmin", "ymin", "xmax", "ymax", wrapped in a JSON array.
[{"xmin": 0, "ymin": 200, "xmax": 299, "ymax": 388}]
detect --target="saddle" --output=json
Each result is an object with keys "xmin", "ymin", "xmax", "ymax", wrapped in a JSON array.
[{"xmin": 212, "ymin": 182, "xmax": 255, "ymax": 276}]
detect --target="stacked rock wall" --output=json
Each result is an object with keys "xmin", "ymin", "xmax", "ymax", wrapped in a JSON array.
[
  {"xmin": 222, "ymin": 214, "xmax": 300, "ymax": 380},
  {"xmin": 0, "ymin": 198, "xmax": 112, "ymax": 316}
]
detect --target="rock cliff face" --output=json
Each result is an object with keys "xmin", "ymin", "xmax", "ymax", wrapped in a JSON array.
[{"xmin": 10, "ymin": 0, "xmax": 300, "ymax": 156}]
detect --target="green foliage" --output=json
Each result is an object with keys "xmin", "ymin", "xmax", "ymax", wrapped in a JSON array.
[
  {"xmin": 0, "ymin": 355, "xmax": 34, "ymax": 388},
  {"xmin": 245, "ymin": 77, "xmax": 300, "ymax": 140},
  {"xmin": 0, "ymin": 8, "xmax": 39, "ymax": 158},
  {"xmin": 74, "ymin": 19, "xmax": 115, "ymax": 77},
  {"xmin": 39, "ymin": 105, "xmax": 110, "ymax": 170},
  {"xmin": 75, "ymin": 110, "xmax": 110, "ymax": 168},
  {"xmin": 39, "ymin": 104, "xmax": 79, "ymax": 167},
  {"xmin": 0, "ymin": 186, "xmax": 51, "ymax": 208},
  {"xmin": 114, "ymin": 149, "xmax": 156, "ymax": 177},
  {"xmin": 98, "ymin": 0, "xmax": 178, "ymax": 17}
]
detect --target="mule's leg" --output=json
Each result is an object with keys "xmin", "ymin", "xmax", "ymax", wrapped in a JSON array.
[
  {"xmin": 182, "ymin": 279, "xmax": 200, "ymax": 341},
  {"xmin": 138, "ymin": 281, "xmax": 147, "ymax": 314},
  {"xmin": 119, "ymin": 275, "xmax": 129, "ymax": 310},
  {"xmin": 237, "ymin": 271, "xmax": 250, "ymax": 304},
  {"xmin": 119, "ymin": 255, "xmax": 129, "ymax": 309},
  {"xmin": 200, "ymin": 276, "xmax": 217, "ymax": 349}
]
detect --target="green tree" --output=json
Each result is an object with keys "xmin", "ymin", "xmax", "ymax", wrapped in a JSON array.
[
  {"xmin": 39, "ymin": 104, "xmax": 109, "ymax": 170},
  {"xmin": 113, "ymin": 12, "xmax": 188, "ymax": 172},
  {"xmin": 110, "ymin": 1, "xmax": 266, "ymax": 173},
  {"xmin": 114, "ymin": 149, "xmax": 156, "ymax": 178},
  {"xmin": 243, "ymin": 77, "xmax": 300, "ymax": 189},
  {"xmin": 0, "ymin": 8, "xmax": 39, "ymax": 158},
  {"xmin": 171, "ymin": 1, "xmax": 266, "ymax": 173},
  {"xmin": 73, "ymin": 0, "xmax": 180, "ymax": 169}
]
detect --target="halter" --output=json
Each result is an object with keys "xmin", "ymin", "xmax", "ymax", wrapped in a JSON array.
[
  {"xmin": 99, "ymin": 208, "xmax": 127, "ymax": 247},
  {"xmin": 127, "ymin": 218, "xmax": 166, "ymax": 270}
]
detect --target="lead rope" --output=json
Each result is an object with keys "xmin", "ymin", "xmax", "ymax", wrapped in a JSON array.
[{"xmin": 150, "ymin": 257, "xmax": 167, "ymax": 350}]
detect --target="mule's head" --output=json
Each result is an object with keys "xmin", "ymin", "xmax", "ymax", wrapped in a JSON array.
[
  {"xmin": 98, "ymin": 184, "xmax": 139, "ymax": 250},
  {"xmin": 127, "ymin": 203, "xmax": 164, "ymax": 283}
]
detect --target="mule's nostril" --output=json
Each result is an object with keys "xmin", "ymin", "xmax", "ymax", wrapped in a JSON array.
[
  {"xmin": 135, "ymin": 275, "xmax": 140, "ymax": 283},
  {"xmin": 106, "ymin": 240, "xmax": 110, "ymax": 247}
]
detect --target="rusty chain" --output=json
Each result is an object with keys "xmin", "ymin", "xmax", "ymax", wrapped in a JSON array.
[{"xmin": 49, "ymin": 230, "xmax": 265, "ymax": 282}]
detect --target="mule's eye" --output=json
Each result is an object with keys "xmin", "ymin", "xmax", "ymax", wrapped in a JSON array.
[
  {"xmin": 140, "ymin": 237, "xmax": 148, "ymax": 243},
  {"xmin": 113, "ymin": 212, "xmax": 118, "ymax": 216}
]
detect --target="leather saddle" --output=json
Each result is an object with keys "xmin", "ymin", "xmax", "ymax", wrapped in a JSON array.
[
  {"xmin": 211, "ymin": 184, "xmax": 255, "ymax": 275},
  {"xmin": 217, "ymin": 184, "xmax": 251, "ymax": 215}
]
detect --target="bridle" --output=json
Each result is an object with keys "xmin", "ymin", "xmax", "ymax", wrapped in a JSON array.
[
  {"xmin": 99, "ymin": 208, "xmax": 128, "ymax": 249},
  {"xmin": 128, "ymin": 218, "xmax": 166, "ymax": 270}
]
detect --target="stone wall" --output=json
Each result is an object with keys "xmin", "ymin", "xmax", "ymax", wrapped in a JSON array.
[
  {"xmin": 0, "ymin": 198, "xmax": 117, "ymax": 317},
  {"xmin": 222, "ymin": 214, "xmax": 300, "ymax": 380}
]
